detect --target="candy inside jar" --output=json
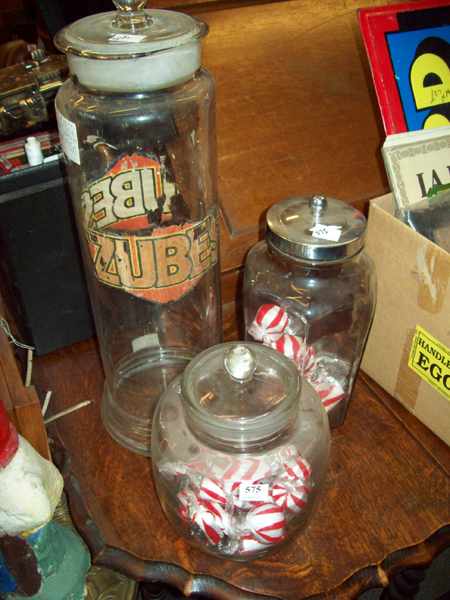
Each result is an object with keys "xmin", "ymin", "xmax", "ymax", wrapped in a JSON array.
[{"xmin": 151, "ymin": 342, "xmax": 330, "ymax": 561}]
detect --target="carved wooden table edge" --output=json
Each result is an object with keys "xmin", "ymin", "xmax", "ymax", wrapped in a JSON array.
[
  {"xmin": 51, "ymin": 439, "xmax": 280, "ymax": 600},
  {"xmin": 303, "ymin": 524, "xmax": 450, "ymax": 600},
  {"xmin": 51, "ymin": 434, "xmax": 450, "ymax": 600}
]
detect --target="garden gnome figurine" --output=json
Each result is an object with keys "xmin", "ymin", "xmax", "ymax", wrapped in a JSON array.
[{"xmin": 0, "ymin": 399, "xmax": 91, "ymax": 598}]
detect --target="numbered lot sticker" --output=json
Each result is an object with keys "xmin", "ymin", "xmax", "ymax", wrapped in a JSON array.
[
  {"xmin": 310, "ymin": 224, "xmax": 342, "ymax": 242},
  {"xmin": 239, "ymin": 483, "xmax": 270, "ymax": 503}
]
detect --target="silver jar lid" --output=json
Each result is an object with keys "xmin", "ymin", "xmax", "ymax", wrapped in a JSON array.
[
  {"xmin": 54, "ymin": 0, "xmax": 207, "ymax": 92},
  {"xmin": 266, "ymin": 195, "xmax": 367, "ymax": 263}
]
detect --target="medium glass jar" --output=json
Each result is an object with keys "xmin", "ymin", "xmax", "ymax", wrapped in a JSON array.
[
  {"xmin": 244, "ymin": 195, "xmax": 376, "ymax": 428},
  {"xmin": 152, "ymin": 342, "xmax": 330, "ymax": 561},
  {"xmin": 54, "ymin": 1, "xmax": 222, "ymax": 455}
]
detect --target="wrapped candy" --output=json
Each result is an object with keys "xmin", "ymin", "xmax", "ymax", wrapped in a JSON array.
[
  {"xmin": 313, "ymin": 377, "xmax": 345, "ymax": 412},
  {"xmin": 282, "ymin": 455, "xmax": 312, "ymax": 483},
  {"xmin": 272, "ymin": 481, "xmax": 308, "ymax": 513},
  {"xmin": 220, "ymin": 457, "xmax": 272, "ymax": 493},
  {"xmin": 270, "ymin": 334, "xmax": 317, "ymax": 375},
  {"xmin": 198, "ymin": 477, "xmax": 228, "ymax": 507},
  {"xmin": 239, "ymin": 533, "xmax": 270, "ymax": 555},
  {"xmin": 298, "ymin": 344, "xmax": 317, "ymax": 376},
  {"xmin": 177, "ymin": 488, "xmax": 198, "ymax": 521},
  {"xmin": 270, "ymin": 334, "xmax": 302, "ymax": 363},
  {"xmin": 191, "ymin": 499, "xmax": 231, "ymax": 545},
  {"xmin": 246, "ymin": 503, "xmax": 286, "ymax": 544},
  {"xmin": 248, "ymin": 304, "xmax": 288, "ymax": 343}
]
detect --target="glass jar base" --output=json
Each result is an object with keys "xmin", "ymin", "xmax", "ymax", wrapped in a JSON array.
[{"xmin": 101, "ymin": 347, "xmax": 194, "ymax": 455}]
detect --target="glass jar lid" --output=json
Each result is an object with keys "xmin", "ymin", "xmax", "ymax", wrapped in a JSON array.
[
  {"xmin": 54, "ymin": 1, "xmax": 207, "ymax": 60},
  {"xmin": 54, "ymin": 0, "xmax": 207, "ymax": 92},
  {"xmin": 182, "ymin": 342, "xmax": 300, "ymax": 450},
  {"xmin": 266, "ymin": 194, "xmax": 367, "ymax": 263}
]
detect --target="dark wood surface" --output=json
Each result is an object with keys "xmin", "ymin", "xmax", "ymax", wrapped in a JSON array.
[{"xmin": 32, "ymin": 338, "xmax": 450, "ymax": 600}]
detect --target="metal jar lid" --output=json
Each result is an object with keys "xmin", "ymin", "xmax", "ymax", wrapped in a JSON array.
[
  {"xmin": 54, "ymin": 0, "xmax": 207, "ymax": 92},
  {"xmin": 266, "ymin": 195, "xmax": 367, "ymax": 263}
]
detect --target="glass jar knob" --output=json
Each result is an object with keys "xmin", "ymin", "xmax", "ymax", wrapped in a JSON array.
[
  {"xmin": 310, "ymin": 194, "xmax": 327, "ymax": 213},
  {"xmin": 224, "ymin": 345, "xmax": 256, "ymax": 383},
  {"xmin": 112, "ymin": 0, "xmax": 151, "ymax": 30}
]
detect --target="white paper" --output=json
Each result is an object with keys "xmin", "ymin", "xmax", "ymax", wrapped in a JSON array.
[
  {"xmin": 56, "ymin": 109, "xmax": 80, "ymax": 165},
  {"xmin": 238, "ymin": 483, "xmax": 270, "ymax": 503},
  {"xmin": 109, "ymin": 33, "xmax": 147, "ymax": 43},
  {"xmin": 310, "ymin": 224, "xmax": 342, "ymax": 242},
  {"xmin": 132, "ymin": 333, "xmax": 159, "ymax": 353}
]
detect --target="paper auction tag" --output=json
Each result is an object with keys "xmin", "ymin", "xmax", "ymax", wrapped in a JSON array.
[
  {"xmin": 310, "ymin": 224, "xmax": 342, "ymax": 242},
  {"xmin": 239, "ymin": 483, "xmax": 270, "ymax": 503}
]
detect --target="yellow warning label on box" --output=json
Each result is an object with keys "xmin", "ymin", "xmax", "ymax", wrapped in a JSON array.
[{"xmin": 408, "ymin": 325, "xmax": 450, "ymax": 401}]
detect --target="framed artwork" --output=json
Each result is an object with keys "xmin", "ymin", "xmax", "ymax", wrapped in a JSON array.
[{"xmin": 358, "ymin": 0, "xmax": 450, "ymax": 134}]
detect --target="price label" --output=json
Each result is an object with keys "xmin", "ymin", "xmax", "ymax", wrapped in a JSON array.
[
  {"xmin": 310, "ymin": 224, "xmax": 342, "ymax": 242},
  {"xmin": 109, "ymin": 33, "xmax": 147, "ymax": 43},
  {"xmin": 239, "ymin": 483, "xmax": 270, "ymax": 503}
]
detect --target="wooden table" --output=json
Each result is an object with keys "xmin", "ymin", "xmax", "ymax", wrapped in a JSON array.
[
  {"xmin": 5, "ymin": 0, "xmax": 450, "ymax": 597},
  {"xmin": 33, "ymin": 338, "xmax": 450, "ymax": 600}
]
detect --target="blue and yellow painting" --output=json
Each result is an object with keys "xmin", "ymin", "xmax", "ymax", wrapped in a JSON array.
[{"xmin": 386, "ymin": 25, "xmax": 450, "ymax": 131}]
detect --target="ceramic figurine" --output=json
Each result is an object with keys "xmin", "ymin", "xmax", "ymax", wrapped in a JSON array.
[{"xmin": 0, "ymin": 399, "xmax": 91, "ymax": 598}]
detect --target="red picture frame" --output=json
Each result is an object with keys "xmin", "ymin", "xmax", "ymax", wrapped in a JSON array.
[{"xmin": 358, "ymin": 0, "xmax": 450, "ymax": 134}]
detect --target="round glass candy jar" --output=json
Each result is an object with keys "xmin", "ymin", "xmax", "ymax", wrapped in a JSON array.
[
  {"xmin": 54, "ymin": 1, "xmax": 222, "ymax": 455},
  {"xmin": 244, "ymin": 195, "xmax": 376, "ymax": 428},
  {"xmin": 152, "ymin": 342, "xmax": 330, "ymax": 561}
]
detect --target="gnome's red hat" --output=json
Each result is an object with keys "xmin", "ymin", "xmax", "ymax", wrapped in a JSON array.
[{"xmin": 0, "ymin": 399, "xmax": 18, "ymax": 468}]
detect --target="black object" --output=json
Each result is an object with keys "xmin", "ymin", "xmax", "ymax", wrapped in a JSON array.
[{"xmin": 0, "ymin": 158, "xmax": 94, "ymax": 355}]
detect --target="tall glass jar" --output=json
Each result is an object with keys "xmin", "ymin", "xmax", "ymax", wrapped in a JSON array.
[
  {"xmin": 152, "ymin": 342, "xmax": 330, "ymax": 561},
  {"xmin": 54, "ymin": 1, "xmax": 222, "ymax": 455},
  {"xmin": 244, "ymin": 195, "xmax": 376, "ymax": 428}
]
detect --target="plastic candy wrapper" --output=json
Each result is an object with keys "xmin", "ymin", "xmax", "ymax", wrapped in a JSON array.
[
  {"xmin": 402, "ymin": 188, "xmax": 450, "ymax": 253},
  {"xmin": 250, "ymin": 303, "xmax": 349, "ymax": 414},
  {"xmin": 158, "ymin": 449, "xmax": 313, "ymax": 559}
]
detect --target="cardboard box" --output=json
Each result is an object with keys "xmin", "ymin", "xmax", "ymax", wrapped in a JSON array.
[{"xmin": 361, "ymin": 194, "xmax": 450, "ymax": 446}]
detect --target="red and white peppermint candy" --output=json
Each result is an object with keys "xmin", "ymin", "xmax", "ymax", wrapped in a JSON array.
[
  {"xmin": 282, "ymin": 454, "xmax": 312, "ymax": 483},
  {"xmin": 298, "ymin": 344, "xmax": 317, "ymax": 376},
  {"xmin": 198, "ymin": 477, "xmax": 228, "ymax": 507},
  {"xmin": 159, "ymin": 461, "xmax": 189, "ymax": 480},
  {"xmin": 246, "ymin": 503, "xmax": 286, "ymax": 544},
  {"xmin": 191, "ymin": 500, "xmax": 231, "ymax": 546},
  {"xmin": 221, "ymin": 457, "xmax": 272, "ymax": 493},
  {"xmin": 270, "ymin": 333, "xmax": 302, "ymax": 363},
  {"xmin": 313, "ymin": 377, "xmax": 345, "ymax": 412},
  {"xmin": 270, "ymin": 334, "xmax": 318, "ymax": 376},
  {"xmin": 248, "ymin": 304, "xmax": 288, "ymax": 343},
  {"xmin": 272, "ymin": 481, "xmax": 309, "ymax": 513},
  {"xmin": 177, "ymin": 488, "xmax": 197, "ymax": 522},
  {"xmin": 239, "ymin": 534, "xmax": 270, "ymax": 555},
  {"xmin": 186, "ymin": 458, "xmax": 210, "ymax": 474}
]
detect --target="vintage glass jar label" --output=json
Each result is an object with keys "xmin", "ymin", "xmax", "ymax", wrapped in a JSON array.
[
  {"xmin": 408, "ymin": 325, "xmax": 450, "ymax": 401},
  {"xmin": 56, "ymin": 109, "xmax": 80, "ymax": 165},
  {"xmin": 82, "ymin": 154, "xmax": 218, "ymax": 303}
]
